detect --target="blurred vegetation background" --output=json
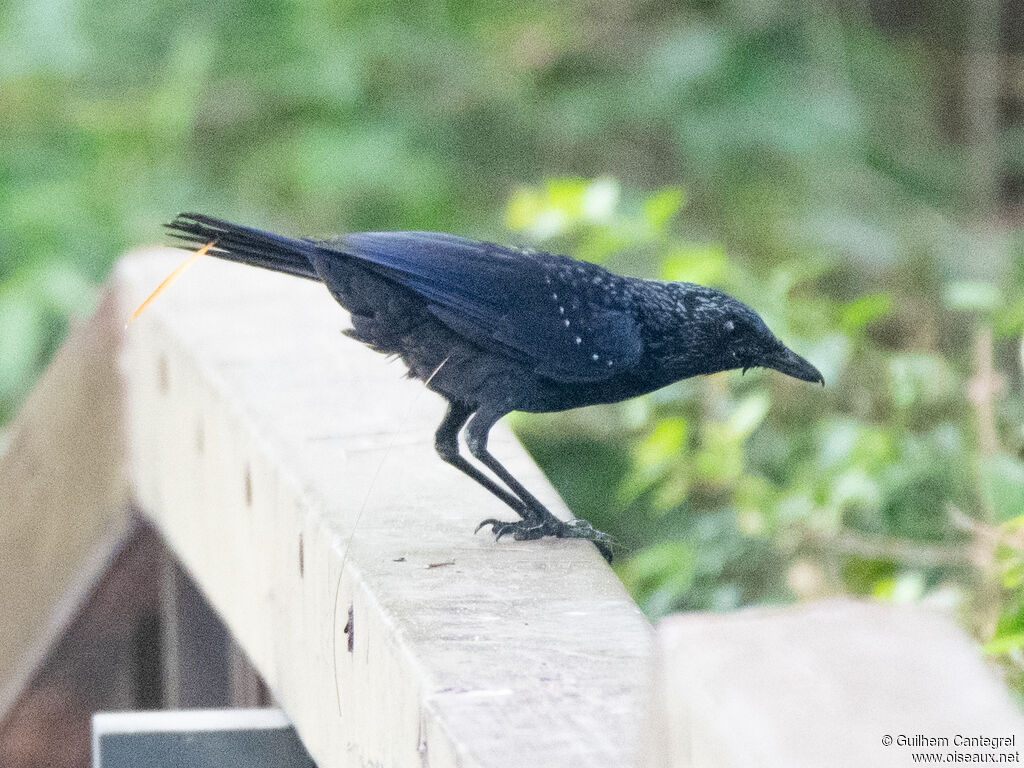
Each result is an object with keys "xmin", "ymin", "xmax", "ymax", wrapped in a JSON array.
[{"xmin": 3, "ymin": 0, "xmax": 1023, "ymax": 694}]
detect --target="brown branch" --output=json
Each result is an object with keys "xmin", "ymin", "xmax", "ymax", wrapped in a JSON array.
[
  {"xmin": 795, "ymin": 527, "xmax": 971, "ymax": 569},
  {"xmin": 968, "ymin": 325, "xmax": 1004, "ymax": 460},
  {"xmin": 950, "ymin": 504, "xmax": 1024, "ymax": 558}
]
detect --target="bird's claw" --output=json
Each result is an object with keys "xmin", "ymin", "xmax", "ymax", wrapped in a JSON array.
[
  {"xmin": 474, "ymin": 517, "xmax": 614, "ymax": 562},
  {"xmin": 474, "ymin": 518, "xmax": 522, "ymax": 541}
]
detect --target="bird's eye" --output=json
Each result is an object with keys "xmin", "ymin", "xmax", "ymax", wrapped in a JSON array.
[{"xmin": 724, "ymin": 320, "xmax": 736, "ymax": 332}]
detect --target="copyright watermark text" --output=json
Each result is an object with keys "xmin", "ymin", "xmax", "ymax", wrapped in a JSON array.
[{"xmin": 881, "ymin": 733, "xmax": 1020, "ymax": 763}]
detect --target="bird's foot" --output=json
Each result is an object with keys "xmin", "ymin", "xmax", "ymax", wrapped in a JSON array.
[
  {"xmin": 474, "ymin": 517, "xmax": 614, "ymax": 562},
  {"xmin": 474, "ymin": 518, "xmax": 526, "ymax": 541},
  {"xmin": 556, "ymin": 519, "xmax": 614, "ymax": 563}
]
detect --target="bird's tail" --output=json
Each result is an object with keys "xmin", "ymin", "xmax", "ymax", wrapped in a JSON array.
[{"xmin": 165, "ymin": 213, "xmax": 319, "ymax": 280}]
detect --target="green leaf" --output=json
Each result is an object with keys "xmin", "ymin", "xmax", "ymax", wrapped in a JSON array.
[
  {"xmin": 733, "ymin": 474, "xmax": 774, "ymax": 535},
  {"xmin": 993, "ymin": 294, "xmax": 1024, "ymax": 337},
  {"xmin": 1001, "ymin": 550, "xmax": 1024, "ymax": 589},
  {"xmin": 623, "ymin": 417, "xmax": 690, "ymax": 513},
  {"xmin": 872, "ymin": 572, "xmax": 926, "ymax": 603},
  {"xmin": 504, "ymin": 178, "xmax": 614, "ymax": 239},
  {"xmin": 839, "ymin": 293, "xmax": 892, "ymax": 331},
  {"xmin": 983, "ymin": 632, "xmax": 1024, "ymax": 655},
  {"xmin": 582, "ymin": 177, "xmax": 619, "ymax": 222},
  {"xmin": 617, "ymin": 540, "xmax": 697, "ymax": 617},
  {"xmin": 0, "ymin": 293, "xmax": 45, "ymax": 406},
  {"xmin": 643, "ymin": 187, "xmax": 686, "ymax": 229},
  {"xmin": 29, "ymin": 262, "xmax": 96, "ymax": 315},
  {"xmin": 694, "ymin": 423, "xmax": 744, "ymax": 486},
  {"xmin": 829, "ymin": 468, "xmax": 882, "ymax": 513},
  {"xmin": 637, "ymin": 417, "xmax": 688, "ymax": 466},
  {"xmin": 978, "ymin": 454, "xmax": 1024, "ymax": 524},
  {"xmin": 944, "ymin": 281, "xmax": 1003, "ymax": 312},
  {"xmin": 505, "ymin": 187, "xmax": 544, "ymax": 231},
  {"xmin": 660, "ymin": 244, "xmax": 728, "ymax": 285},
  {"xmin": 727, "ymin": 393, "xmax": 770, "ymax": 440},
  {"xmin": 888, "ymin": 354, "xmax": 957, "ymax": 410},
  {"xmin": 545, "ymin": 178, "xmax": 590, "ymax": 217}
]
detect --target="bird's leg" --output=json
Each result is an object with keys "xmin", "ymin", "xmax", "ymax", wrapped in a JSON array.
[
  {"xmin": 434, "ymin": 402, "xmax": 535, "ymax": 523},
  {"xmin": 463, "ymin": 410, "xmax": 558, "ymax": 525},
  {"xmin": 464, "ymin": 410, "xmax": 613, "ymax": 561}
]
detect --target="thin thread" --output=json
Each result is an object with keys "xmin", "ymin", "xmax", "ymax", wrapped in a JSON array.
[{"xmin": 331, "ymin": 355, "xmax": 451, "ymax": 716}]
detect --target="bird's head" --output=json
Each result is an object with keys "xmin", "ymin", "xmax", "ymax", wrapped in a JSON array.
[{"xmin": 661, "ymin": 284, "xmax": 824, "ymax": 385}]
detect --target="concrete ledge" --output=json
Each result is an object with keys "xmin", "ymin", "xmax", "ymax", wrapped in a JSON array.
[
  {"xmin": 647, "ymin": 598, "xmax": 1024, "ymax": 768},
  {"xmin": 116, "ymin": 249, "xmax": 652, "ymax": 768},
  {"xmin": 0, "ymin": 288, "xmax": 131, "ymax": 721}
]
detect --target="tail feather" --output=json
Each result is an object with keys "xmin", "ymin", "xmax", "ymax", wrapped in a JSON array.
[{"xmin": 165, "ymin": 213, "xmax": 319, "ymax": 281}]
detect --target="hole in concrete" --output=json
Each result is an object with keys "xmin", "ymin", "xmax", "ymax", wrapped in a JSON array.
[{"xmin": 344, "ymin": 605, "xmax": 354, "ymax": 653}]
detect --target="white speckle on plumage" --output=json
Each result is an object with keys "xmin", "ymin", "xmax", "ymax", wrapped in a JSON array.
[
  {"xmin": 592, "ymin": 353, "xmax": 599, "ymax": 361},
  {"xmin": 724, "ymin": 319, "xmax": 735, "ymax": 331},
  {"xmin": 559, "ymin": 306, "xmax": 564, "ymax": 315},
  {"xmin": 552, "ymin": 292, "xmax": 558, "ymax": 300},
  {"xmin": 575, "ymin": 336, "xmax": 582, "ymax": 345},
  {"xmin": 563, "ymin": 319, "xmax": 570, "ymax": 327},
  {"xmin": 606, "ymin": 359, "xmax": 613, "ymax": 366}
]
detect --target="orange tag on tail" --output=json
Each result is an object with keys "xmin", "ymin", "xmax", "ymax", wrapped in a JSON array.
[{"xmin": 127, "ymin": 240, "xmax": 215, "ymax": 326}]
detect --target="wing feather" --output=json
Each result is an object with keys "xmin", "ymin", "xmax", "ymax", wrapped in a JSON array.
[{"xmin": 318, "ymin": 232, "xmax": 643, "ymax": 383}]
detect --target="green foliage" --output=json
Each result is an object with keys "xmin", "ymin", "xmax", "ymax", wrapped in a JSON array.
[
  {"xmin": 979, "ymin": 456, "xmax": 1024, "ymax": 525},
  {"xmin": 2, "ymin": 0, "xmax": 1022, "ymax": 693},
  {"xmin": 508, "ymin": 176, "xmax": 1023, "ymax": 692}
]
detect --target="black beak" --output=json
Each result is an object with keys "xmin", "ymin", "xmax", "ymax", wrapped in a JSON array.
[{"xmin": 766, "ymin": 344, "xmax": 825, "ymax": 385}]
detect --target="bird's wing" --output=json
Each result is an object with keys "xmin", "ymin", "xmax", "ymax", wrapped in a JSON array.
[{"xmin": 324, "ymin": 232, "xmax": 643, "ymax": 383}]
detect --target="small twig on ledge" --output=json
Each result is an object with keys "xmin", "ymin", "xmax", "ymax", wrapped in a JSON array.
[{"xmin": 795, "ymin": 527, "xmax": 971, "ymax": 569}]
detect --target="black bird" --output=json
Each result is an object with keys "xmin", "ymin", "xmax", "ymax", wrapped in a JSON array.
[{"xmin": 166, "ymin": 213, "xmax": 824, "ymax": 560}]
